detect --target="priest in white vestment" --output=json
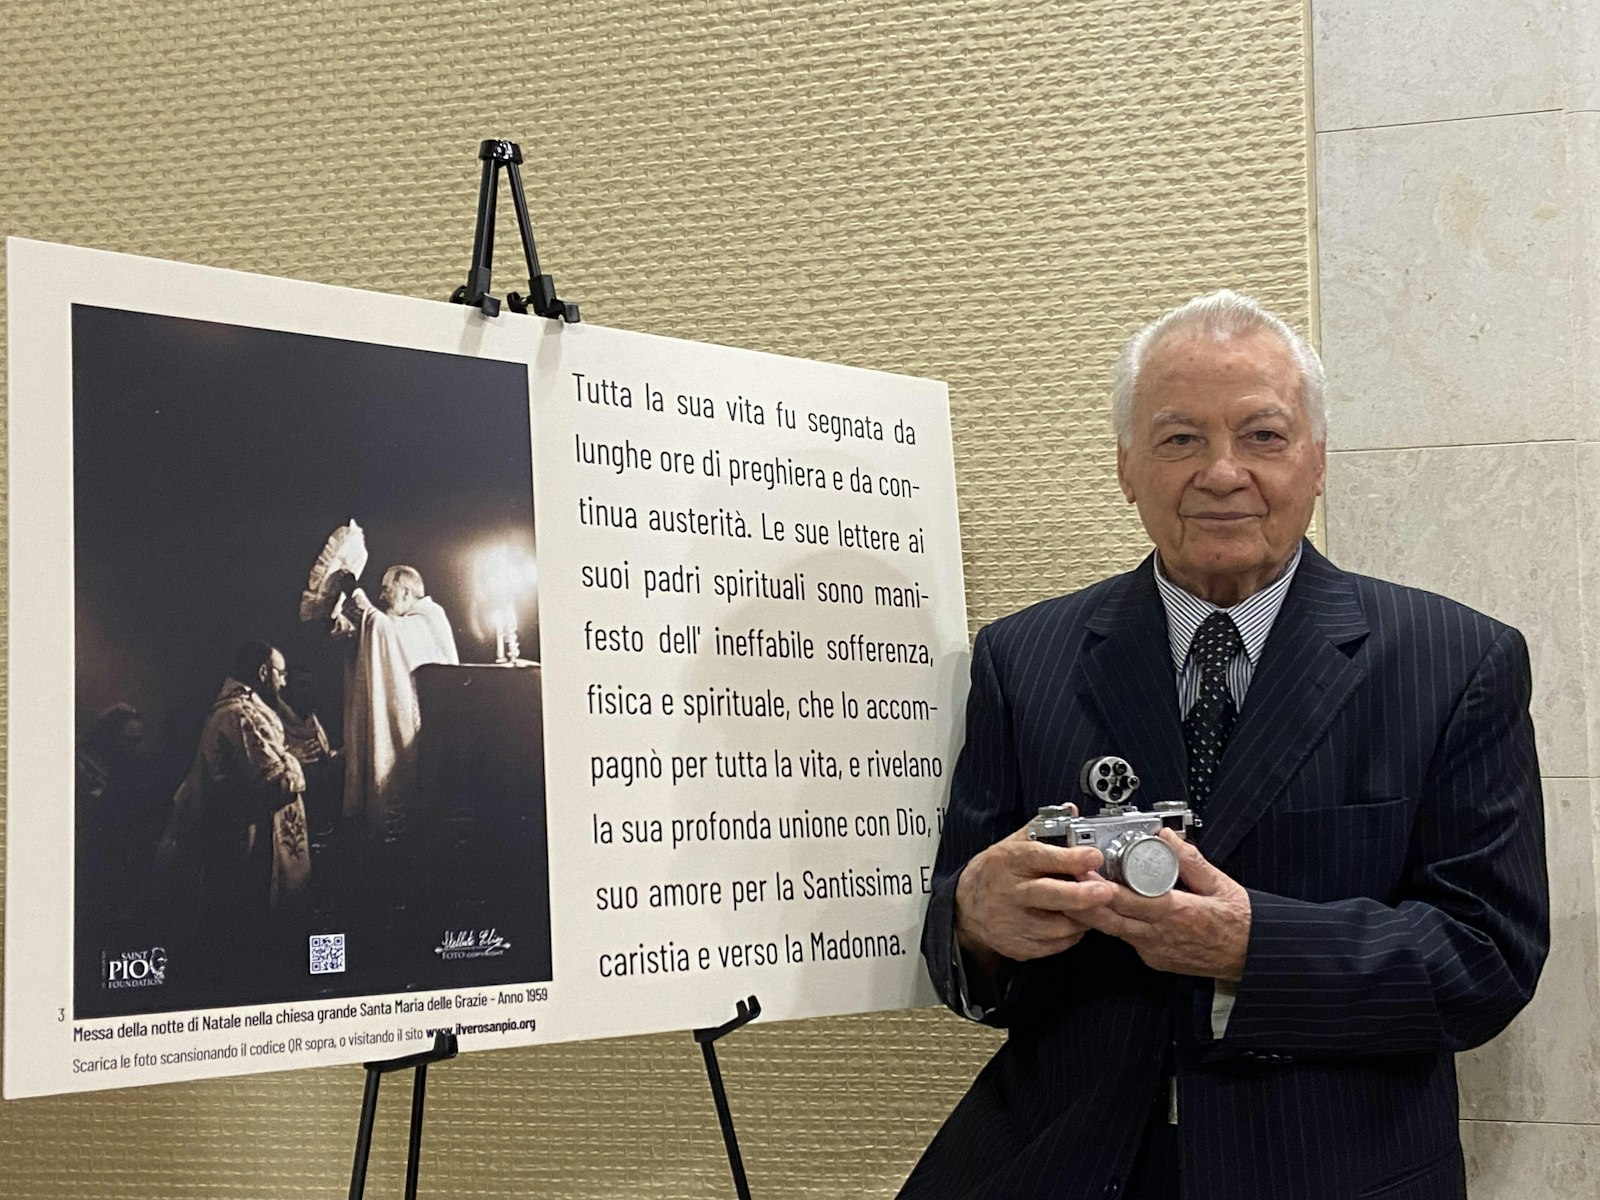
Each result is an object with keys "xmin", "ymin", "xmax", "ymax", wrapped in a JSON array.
[{"xmin": 338, "ymin": 564, "xmax": 458, "ymax": 844}]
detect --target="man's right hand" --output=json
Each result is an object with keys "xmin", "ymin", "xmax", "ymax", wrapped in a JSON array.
[{"xmin": 954, "ymin": 826, "xmax": 1117, "ymax": 973}]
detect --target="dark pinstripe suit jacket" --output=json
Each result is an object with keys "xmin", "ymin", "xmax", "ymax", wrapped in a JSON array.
[{"xmin": 900, "ymin": 543, "xmax": 1548, "ymax": 1200}]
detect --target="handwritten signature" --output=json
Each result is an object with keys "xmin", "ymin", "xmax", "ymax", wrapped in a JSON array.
[{"xmin": 435, "ymin": 929, "xmax": 511, "ymax": 956}]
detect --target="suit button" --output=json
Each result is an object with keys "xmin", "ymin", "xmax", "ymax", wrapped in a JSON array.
[{"xmin": 1104, "ymin": 1180, "xmax": 1122, "ymax": 1198}]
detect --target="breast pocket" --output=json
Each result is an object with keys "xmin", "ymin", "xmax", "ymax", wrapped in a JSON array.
[{"xmin": 1236, "ymin": 798, "xmax": 1412, "ymax": 902}]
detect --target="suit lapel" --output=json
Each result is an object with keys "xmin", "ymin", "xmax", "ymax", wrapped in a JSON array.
[
  {"xmin": 1076, "ymin": 557, "xmax": 1189, "ymax": 806},
  {"xmin": 1197, "ymin": 544, "xmax": 1370, "ymax": 864}
]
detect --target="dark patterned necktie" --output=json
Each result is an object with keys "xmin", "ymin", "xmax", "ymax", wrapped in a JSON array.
[{"xmin": 1183, "ymin": 611, "xmax": 1244, "ymax": 812}]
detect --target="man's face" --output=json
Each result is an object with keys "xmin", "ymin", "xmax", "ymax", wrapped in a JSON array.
[
  {"xmin": 260, "ymin": 651, "xmax": 288, "ymax": 702},
  {"xmin": 381, "ymin": 577, "xmax": 415, "ymax": 616},
  {"xmin": 1116, "ymin": 330, "xmax": 1325, "ymax": 607}
]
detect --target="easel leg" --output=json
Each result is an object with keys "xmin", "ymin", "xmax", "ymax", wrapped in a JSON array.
[
  {"xmin": 345, "ymin": 1032, "xmax": 458, "ymax": 1200},
  {"xmin": 404, "ymin": 1063, "xmax": 429, "ymax": 1200},
  {"xmin": 349, "ymin": 1068, "xmax": 383, "ymax": 1200},
  {"xmin": 448, "ymin": 138, "xmax": 579, "ymax": 322},
  {"xmin": 694, "ymin": 996, "xmax": 761, "ymax": 1200},
  {"xmin": 700, "ymin": 1039, "xmax": 753, "ymax": 1200}
]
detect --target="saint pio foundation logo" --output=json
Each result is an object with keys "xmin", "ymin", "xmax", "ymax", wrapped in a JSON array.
[
  {"xmin": 102, "ymin": 946, "xmax": 167, "ymax": 990},
  {"xmin": 433, "ymin": 928, "xmax": 512, "ymax": 961}
]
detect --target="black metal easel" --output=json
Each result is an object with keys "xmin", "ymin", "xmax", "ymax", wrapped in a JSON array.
[
  {"xmin": 449, "ymin": 139, "xmax": 580, "ymax": 323},
  {"xmin": 347, "ymin": 1032, "xmax": 459, "ymax": 1200},
  {"xmin": 694, "ymin": 996, "xmax": 763, "ymax": 1200},
  {"xmin": 341, "ymin": 140, "xmax": 765, "ymax": 1200}
]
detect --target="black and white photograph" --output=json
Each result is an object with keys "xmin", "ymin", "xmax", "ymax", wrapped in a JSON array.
[
  {"xmin": 8, "ymin": 239, "xmax": 967, "ymax": 1098},
  {"xmin": 70, "ymin": 305, "xmax": 553, "ymax": 1018}
]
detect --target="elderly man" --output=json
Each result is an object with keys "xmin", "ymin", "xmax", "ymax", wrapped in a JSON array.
[
  {"xmin": 340, "ymin": 564, "xmax": 458, "ymax": 844},
  {"xmin": 899, "ymin": 292, "xmax": 1549, "ymax": 1200}
]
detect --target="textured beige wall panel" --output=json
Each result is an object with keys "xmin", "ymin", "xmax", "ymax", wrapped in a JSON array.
[{"xmin": 0, "ymin": 1, "xmax": 1308, "ymax": 1196}]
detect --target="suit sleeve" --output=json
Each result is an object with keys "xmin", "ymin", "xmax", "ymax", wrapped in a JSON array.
[
  {"xmin": 1203, "ymin": 625, "xmax": 1550, "ymax": 1059},
  {"xmin": 923, "ymin": 627, "xmax": 1028, "ymax": 1026}
]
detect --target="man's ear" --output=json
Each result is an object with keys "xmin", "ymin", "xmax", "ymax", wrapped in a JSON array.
[
  {"xmin": 1312, "ymin": 439, "xmax": 1327, "ymax": 497},
  {"xmin": 1116, "ymin": 444, "xmax": 1135, "ymax": 503}
]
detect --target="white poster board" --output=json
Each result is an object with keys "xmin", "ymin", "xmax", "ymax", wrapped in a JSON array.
[{"xmin": 4, "ymin": 239, "xmax": 967, "ymax": 1097}]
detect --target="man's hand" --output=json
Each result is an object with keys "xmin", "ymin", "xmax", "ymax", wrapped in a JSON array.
[
  {"xmin": 954, "ymin": 826, "xmax": 1118, "ymax": 973},
  {"xmin": 1077, "ymin": 830, "xmax": 1251, "ymax": 980}
]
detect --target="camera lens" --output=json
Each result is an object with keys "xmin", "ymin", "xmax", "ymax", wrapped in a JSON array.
[{"xmin": 1106, "ymin": 833, "xmax": 1179, "ymax": 896}]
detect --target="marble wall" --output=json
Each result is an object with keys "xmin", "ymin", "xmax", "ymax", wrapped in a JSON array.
[{"xmin": 1311, "ymin": 1, "xmax": 1600, "ymax": 1193}]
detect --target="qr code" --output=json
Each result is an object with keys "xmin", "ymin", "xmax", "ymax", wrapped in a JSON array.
[{"xmin": 309, "ymin": 933, "xmax": 346, "ymax": 975}]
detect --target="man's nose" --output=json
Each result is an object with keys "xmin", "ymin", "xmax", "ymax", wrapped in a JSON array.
[{"xmin": 1193, "ymin": 450, "xmax": 1249, "ymax": 491}]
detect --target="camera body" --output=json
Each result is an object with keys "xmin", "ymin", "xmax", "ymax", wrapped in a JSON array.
[{"xmin": 1026, "ymin": 756, "xmax": 1198, "ymax": 897}]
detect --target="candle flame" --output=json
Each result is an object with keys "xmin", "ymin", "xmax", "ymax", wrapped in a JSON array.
[{"xmin": 471, "ymin": 543, "xmax": 538, "ymax": 654}]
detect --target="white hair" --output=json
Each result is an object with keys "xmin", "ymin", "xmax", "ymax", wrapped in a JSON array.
[
  {"xmin": 382, "ymin": 564, "xmax": 425, "ymax": 598},
  {"xmin": 1110, "ymin": 289, "xmax": 1326, "ymax": 448}
]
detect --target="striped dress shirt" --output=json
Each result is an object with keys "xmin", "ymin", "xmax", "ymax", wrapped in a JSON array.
[
  {"xmin": 1154, "ymin": 543, "xmax": 1302, "ymax": 717},
  {"xmin": 1149, "ymin": 548, "xmax": 1300, "ymax": 1040}
]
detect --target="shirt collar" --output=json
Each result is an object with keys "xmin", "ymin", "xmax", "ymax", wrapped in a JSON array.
[{"xmin": 1154, "ymin": 542, "xmax": 1304, "ymax": 672}]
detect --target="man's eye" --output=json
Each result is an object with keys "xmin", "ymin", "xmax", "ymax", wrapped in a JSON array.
[
  {"xmin": 1247, "ymin": 430, "xmax": 1284, "ymax": 443},
  {"xmin": 1165, "ymin": 434, "xmax": 1195, "ymax": 446}
]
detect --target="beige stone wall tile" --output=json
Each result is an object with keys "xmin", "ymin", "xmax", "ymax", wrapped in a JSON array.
[
  {"xmin": 1569, "ymin": 0, "xmax": 1600, "ymax": 112},
  {"xmin": 1581, "ymin": 443, "xmax": 1600, "ymax": 778},
  {"xmin": 1458, "ymin": 779, "xmax": 1600, "ymax": 1123},
  {"xmin": 1461, "ymin": 1118, "xmax": 1600, "ymax": 1198},
  {"xmin": 1325, "ymin": 443, "xmax": 1584, "ymax": 777},
  {"xmin": 1316, "ymin": 113, "xmax": 1572, "ymax": 451},
  {"xmin": 1312, "ymin": 0, "xmax": 1563, "ymax": 132},
  {"xmin": 1572, "ymin": 115, "xmax": 1600, "ymax": 442}
]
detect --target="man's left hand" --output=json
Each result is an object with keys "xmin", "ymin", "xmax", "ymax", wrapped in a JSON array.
[{"xmin": 1077, "ymin": 829, "xmax": 1251, "ymax": 981}]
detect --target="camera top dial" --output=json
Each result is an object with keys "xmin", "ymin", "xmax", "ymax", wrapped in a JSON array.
[{"xmin": 1078, "ymin": 755, "xmax": 1141, "ymax": 809}]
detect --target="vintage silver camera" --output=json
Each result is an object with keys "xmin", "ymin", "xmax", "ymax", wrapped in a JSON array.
[{"xmin": 1026, "ymin": 756, "xmax": 1199, "ymax": 897}]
